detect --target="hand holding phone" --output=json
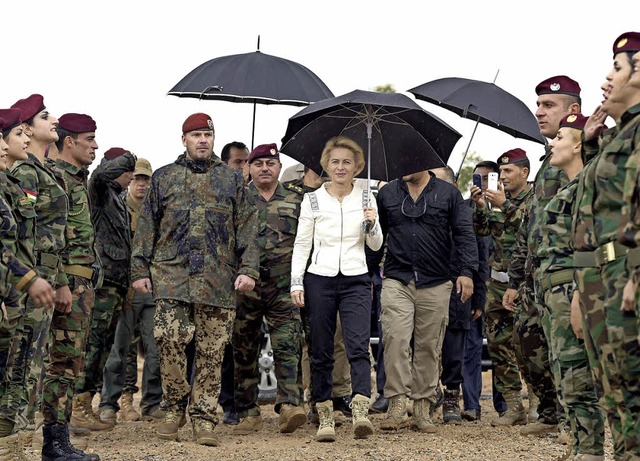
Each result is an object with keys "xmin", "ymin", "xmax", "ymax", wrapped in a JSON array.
[
  {"xmin": 488, "ymin": 172, "xmax": 499, "ymax": 191},
  {"xmin": 472, "ymin": 173, "xmax": 482, "ymax": 190}
]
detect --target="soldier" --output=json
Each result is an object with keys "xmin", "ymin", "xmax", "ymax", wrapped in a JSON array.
[
  {"xmin": 504, "ymin": 76, "xmax": 582, "ymax": 438},
  {"xmin": 538, "ymin": 113, "xmax": 605, "ymax": 460},
  {"xmin": 42, "ymin": 113, "xmax": 101, "ymax": 461},
  {"xmin": 0, "ymin": 108, "xmax": 55, "ymax": 458},
  {"xmin": 72, "ymin": 147, "xmax": 136, "ymax": 431},
  {"xmin": 232, "ymin": 143, "xmax": 306, "ymax": 435},
  {"xmin": 131, "ymin": 113, "xmax": 259, "ymax": 446},
  {"xmin": 470, "ymin": 148, "xmax": 533, "ymax": 427}
]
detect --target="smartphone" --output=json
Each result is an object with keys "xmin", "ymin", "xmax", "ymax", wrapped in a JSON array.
[
  {"xmin": 472, "ymin": 173, "xmax": 482, "ymax": 190},
  {"xmin": 488, "ymin": 172, "xmax": 499, "ymax": 191}
]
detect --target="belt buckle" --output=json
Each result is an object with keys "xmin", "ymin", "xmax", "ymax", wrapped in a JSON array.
[{"xmin": 602, "ymin": 242, "xmax": 616, "ymax": 264}]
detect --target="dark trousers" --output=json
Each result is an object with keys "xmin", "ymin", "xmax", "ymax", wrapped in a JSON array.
[
  {"xmin": 462, "ymin": 316, "xmax": 483, "ymax": 411},
  {"xmin": 217, "ymin": 343, "xmax": 235, "ymax": 413},
  {"xmin": 305, "ymin": 272, "xmax": 372, "ymax": 402},
  {"xmin": 372, "ymin": 273, "xmax": 386, "ymax": 394},
  {"xmin": 441, "ymin": 327, "xmax": 467, "ymax": 389}
]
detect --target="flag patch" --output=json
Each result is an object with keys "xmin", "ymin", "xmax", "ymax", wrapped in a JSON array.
[{"xmin": 23, "ymin": 189, "xmax": 37, "ymax": 204}]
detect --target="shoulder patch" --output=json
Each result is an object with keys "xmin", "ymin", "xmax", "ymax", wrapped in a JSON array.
[
  {"xmin": 284, "ymin": 182, "xmax": 304, "ymax": 195},
  {"xmin": 308, "ymin": 192, "xmax": 319, "ymax": 211}
]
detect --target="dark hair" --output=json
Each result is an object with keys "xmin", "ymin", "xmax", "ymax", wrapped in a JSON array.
[
  {"xmin": 54, "ymin": 127, "xmax": 78, "ymax": 151},
  {"xmin": 474, "ymin": 160, "xmax": 499, "ymax": 173},
  {"xmin": 517, "ymin": 159, "xmax": 531, "ymax": 171},
  {"xmin": 438, "ymin": 166, "xmax": 456, "ymax": 184},
  {"xmin": 221, "ymin": 141, "xmax": 248, "ymax": 163}
]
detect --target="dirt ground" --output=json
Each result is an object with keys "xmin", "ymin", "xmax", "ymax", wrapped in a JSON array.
[{"xmin": 22, "ymin": 370, "xmax": 617, "ymax": 461}]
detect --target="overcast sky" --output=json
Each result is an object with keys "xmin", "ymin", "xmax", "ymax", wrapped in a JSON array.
[{"xmin": 4, "ymin": 1, "xmax": 639, "ymax": 179}]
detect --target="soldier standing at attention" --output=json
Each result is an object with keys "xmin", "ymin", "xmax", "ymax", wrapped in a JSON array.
[
  {"xmin": 43, "ymin": 113, "xmax": 101, "ymax": 461},
  {"xmin": 470, "ymin": 148, "xmax": 533, "ymax": 427},
  {"xmin": 131, "ymin": 113, "xmax": 259, "ymax": 447},
  {"xmin": 232, "ymin": 143, "xmax": 307, "ymax": 436}
]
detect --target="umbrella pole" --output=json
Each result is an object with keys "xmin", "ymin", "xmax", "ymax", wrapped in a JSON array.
[
  {"xmin": 363, "ymin": 122, "xmax": 373, "ymax": 233},
  {"xmin": 251, "ymin": 102, "xmax": 257, "ymax": 150},
  {"xmin": 456, "ymin": 120, "xmax": 480, "ymax": 179}
]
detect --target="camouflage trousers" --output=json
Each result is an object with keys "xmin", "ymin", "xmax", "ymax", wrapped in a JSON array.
[
  {"xmin": 74, "ymin": 283, "xmax": 125, "ymax": 395},
  {"xmin": 575, "ymin": 267, "xmax": 626, "ymax": 458},
  {"xmin": 42, "ymin": 275, "xmax": 94, "ymax": 425},
  {"xmin": 0, "ymin": 291, "xmax": 26, "ymax": 435},
  {"xmin": 154, "ymin": 299, "xmax": 233, "ymax": 422},
  {"xmin": 233, "ymin": 277, "xmax": 303, "ymax": 415},
  {"xmin": 602, "ymin": 257, "xmax": 640, "ymax": 457},
  {"xmin": 515, "ymin": 284, "xmax": 560, "ymax": 423},
  {"xmin": 484, "ymin": 280, "xmax": 522, "ymax": 396},
  {"xmin": 542, "ymin": 282, "xmax": 605, "ymax": 456}
]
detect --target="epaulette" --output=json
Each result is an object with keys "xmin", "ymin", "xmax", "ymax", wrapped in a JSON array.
[{"xmin": 284, "ymin": 182, "xmax": 304, "ymax": 195}]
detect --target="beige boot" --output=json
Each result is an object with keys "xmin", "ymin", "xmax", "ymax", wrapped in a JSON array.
[
  {"xmin": 278, "ymin": 404, "xmax": 306, "ymax": 433},
  {"xmin": 71, "ymin": 392, "xmax": 115, "ymax": 431},
  {"xmin": 119, "ymin": 391, "xmax": 141, "ymax": 422},
  {"xmin": 315, "ymin": 400, "xmax": 335, "ymax": 442},
  {"xmin": 380, "ymin": 394, "xmax": 407, "ymax": 431},
  {"xmin": 350, "ymin": 394, "xmax": 374, "ymax": 439},
  {"xmin": 412, "ymin": 399, "xmax": 437, "ymax": 433},
  {"xmin": 491, "ymin": 391, "xmax": 527, "ymax": 426},
  {"xmin": 233, "ymin": 413, "xmax": 263, "ymax": 435}
]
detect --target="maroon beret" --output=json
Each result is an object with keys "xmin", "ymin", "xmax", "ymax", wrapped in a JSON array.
[
  {"xmin": 497, "ymin": 148, "xmax": 529, "ymax": 166},
  {"xmin": 58, "ymin": 113, "xmax": 97, "ymax": 133},
  {"xmin": 559, "ymin": 113, "xmax": 589, "ymax": 131},
  {"xmin": 0, "ymin": 117, "xmax": 5, "ymax": 132},
  {"xmin": 535, "ymin": 75, "xmax": 581, "ymax": 97},
  {"xmin": 613, "ymin": 31, "xmax": 640, "ymax": 56},
  {"xmin": 182, "ymin": 113, "xmax": 214, "ymax": 134},
  {"xmin": 104, "ymin": 147, "xmax": 128, "ymax": 160},
  {"xmin": 11, "ymin": 94, "xmax": 45, "ymax": 123},
  {"xmin": 248, "ymin": 143, "xmax": 279, "ymax": 163},
  {"xmin": 0, "ymin": 108, "xmax": 23, "ymax": 133}
]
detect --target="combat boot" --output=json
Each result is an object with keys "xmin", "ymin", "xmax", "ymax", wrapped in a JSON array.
[
  {"xmin": 278, "ymin": 404, "xmax": 306, "ymax": 433},
  {"xmin": 119, "ymin": 391, "xmax": 141, "ymax": 422},
  {"xmin": 71, "ymin": 392, "xmax": 114, "ymax": 431},
  {"xmin": 442, "ymin": 388, "xmax": 462, "ymax": 424},
  {"xmin": 380, "ymin": 394, "xmax": 407, "ymax": 431},
  {"xmin": 429, "ymin": 385, "xmax": 444, "ymax": 417},
  {"xmin": 157, "ymin": 409, "xmax": 187, "ymax": 440},
  {"xmin": 141, "ymin": 405, "xmax": 166, "ymax": 422},
  {"xmin": 99, "ymin": 407, "xmax": 117, "ymax": 425},
  {"xmin": 315, "ymin": 400, "xmax": 335, "ymax": 442},
  {"xmin": 62, "ymin": 424, "xmax": 99, "ymax": 461},
  {"xmin": 0, "ymin": 433, "xmax": 25, "ymax": 461},
  {"xmin": 412, "ymin": 398, "xmax": 437, "ymax": 433},
  {"xmin": 192, "ymin": 418, "xmax": 219, "ymax": 446},
  {"xmin": 520, "ymin": 420, "xmax": 558, "ymax": 436},
  {"xmin": 528, "ymin": 390, "xmax": 540, "ymax": 422},
  {"xmin": 41, "ymin": 424, "xmax": 88, "ymax": 461},
  {"xmin": 491, "ymin": 391, "xmax": 527, "ymax": 426},
  {"xmin": 233, "ymin": 413, "xmax": 263, "ymax": 435},
  {"xmin": 350, "ymin": 394, "xmax": 374, "ymax": 439}
]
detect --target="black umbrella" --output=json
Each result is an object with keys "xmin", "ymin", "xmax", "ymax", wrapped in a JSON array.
[
  {"xmin": 280, "ymin": 89, "xmax": 462, "ymax": 185},
  {"xmin": 408, "ymin": 76, "xmax": 545, "ymax": 175},
  {"xmin": 167, "ymin": 37, "xmax": 334, "ymax": 148}
]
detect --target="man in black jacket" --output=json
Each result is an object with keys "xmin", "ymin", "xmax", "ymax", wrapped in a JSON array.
[
  {"xmin": 72, "ymin": 147, "xmax": 136, "ymax": 431},
  {"xmin": 377, "ymin": 168, "xmax": 478, "ymax": 433}
]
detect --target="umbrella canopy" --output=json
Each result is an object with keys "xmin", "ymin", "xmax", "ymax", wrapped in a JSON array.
[
  {"xmin": 167, "ymin": 40, "xmax": 334, "ymax": 148},
  {"xmin": 280, "ymin": 90, "xmax": 462, "ymax": 182},
  {"xmin": 408, "ymin": 77, "xmax": 545, "ymax": 145}
]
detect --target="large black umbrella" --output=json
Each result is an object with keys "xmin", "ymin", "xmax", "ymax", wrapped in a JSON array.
[
  {"xmin": 280, "ymin": 89, "xmax": 462, "ymax": 184},
  {"xmin": 167, "ymin": 38, "xmax": 334, "ymax": 148},
  {"xmin": 408, "ymin": 77, "xmax": 545, "ymax": 174}
]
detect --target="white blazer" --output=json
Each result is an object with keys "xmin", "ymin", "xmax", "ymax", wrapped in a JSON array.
[{"xmin": 290, "ymin": 182, "xmax": 383, "ymax": 291}]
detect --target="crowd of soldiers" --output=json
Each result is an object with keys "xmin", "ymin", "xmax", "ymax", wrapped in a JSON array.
[{"xmin": 1, "ymin": 30, "xmax": 640, "ymax": 461}]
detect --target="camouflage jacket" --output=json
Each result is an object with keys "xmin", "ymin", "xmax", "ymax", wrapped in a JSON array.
[
  {"xmin": 617, "ymin": 105, "xmax": 640, "ymax": 254},
  {"xmin": 473, "ymin": 184, "xmax": 533, "ymax": 274},
  {"xmin": 0, "ymin": 172, "xmax": 39, "ymax": 297},
  {"xmin": 249, "ymin": 181, "xmax": 303, "ymax": 276},
  {"xmin": 130, "ymin": 154, "xmax": 259, "ymax": 308},
  {"xmin": 508, "ymin": 149, "xmax": 568, "ymax": 289},
  {"xmin": 537, "ymin": 177, "xmax": 579, "ymax": 274},
  {"xmin": 89, "ymin": 153, "xmax": 136, "ymax": 290},
  {"xmin": 12, "ymin": 153, "xmax": 69, "ymax": 287},
  {"xmin": 48, "ymin": 159, "xmax": 96, "ymax": 267}
]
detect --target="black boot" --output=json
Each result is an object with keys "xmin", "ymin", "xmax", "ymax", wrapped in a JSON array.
[
  {"xmin": 63, "ymin": 424, "xmax": 100, "ymax": 460},
  {"xmin": 42, "ymin": 424, "xmax": 84, "ymax": 460},
  {"xmin": 442, "ymin": 388, "xmax": 462, "ymax": 423}
]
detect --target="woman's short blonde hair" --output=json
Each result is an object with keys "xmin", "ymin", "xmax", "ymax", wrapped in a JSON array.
[{"xmin": 319, "ymin": 136, "xmax": 365, "ymax": 176}]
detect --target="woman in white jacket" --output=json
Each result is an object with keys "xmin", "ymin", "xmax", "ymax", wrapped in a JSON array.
[{"xmin": 290, "ymin": 136, "xmax": 383, "ymax": 442}]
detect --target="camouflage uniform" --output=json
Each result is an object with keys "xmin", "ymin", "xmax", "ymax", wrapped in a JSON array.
[
  {"xmin": 41, "ymin": 158, "xmax": 97, "ymax": 426},
  {"xmin": 591, "ymin": 105, "xmax": 640, "ymax": 457},
  {"xmin": 9, "ymin": 153, "xmax": 68, "ymax": 424},
  {"xmin": 508, "ymin": 150, "xmax": 563, "ymax": 424},
  {"xmin": 233, "ymin": 182, "xmax": 304, "ymax": 416},
  {"xmin": 131, "ymin": 154, "xmax": 258, "ymax": 422},
  {"xmin": 473, "ymin": 184, "xmax": 532, "ymax": 399},
  {"xmin": 0, "ymin": 171, "xmax": 38, "ymax": 434},
  {"xmin": 573, "ymin": 127, "xmax": 626, "ymax": 458},
  {"xmin": 538, "ymin": 177, "xmax": 605, "ymax": 456},
  {"xmin": 75, "ymin": 152, "xmax": 136, "ymax": 396}
]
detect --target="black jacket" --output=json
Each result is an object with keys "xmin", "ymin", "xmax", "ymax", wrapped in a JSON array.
[
  {"xmin": 377, "ymin": 173, "xmax": 478, "ymax": 289},
  {"xmin": 89, "ymin": 153, "xmax": 136, "ymax": 290}
]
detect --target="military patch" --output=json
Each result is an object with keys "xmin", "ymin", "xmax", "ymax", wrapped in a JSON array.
[
  {"xmin": 18, "ymin": 196, "xmax": 32, "ymax": 207},
  {"xmin": 566, "ymin": 115, "xmax": 577, "ymax": 123},
  {"xmin": 23, "ymin": 189, "xmax": 37, "ymax": 204},
  {"xmin": 501, "ymin": 156, "xmax": 509, "ymax": 163},
  {"xmin": 550, "ymin": 83, "xmax": 561, "ymax": 92},
  {"xmin": 284, "ymin": 182, "xmax": 304, "ymax": 195}
]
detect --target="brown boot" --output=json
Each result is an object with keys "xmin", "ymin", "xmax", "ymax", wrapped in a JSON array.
[
  {"xmin": 119, "ymin": 391, "xmax": 141, "ymax": 422},
  {"xmin": 278, "ymin": 404, "xmax": 306, "ymax": 434},
  {"xmin": 233, "ymin": 413, "xmax": 263, "ymax": 436},
  {"xmin": 491, "ymin": 391, "xmax": 527, "ymax": 427},
  {"xmin": 380, "ymin": 395, "xmax": 407, "ymax": 431},
  {"xmin": 192, "ymin": 418, "xmax": 219, "ymax": 446},
  {"xmin": 412, "ymin": 399, "xmax": 437, "ymax": 433},
  {"xmin": 71, "ymin": 392, "xmax": 115, "ymax": 431},
  {"xmin": 157, "ymin": 410, "xmax": 187, "ymax": 441}
]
